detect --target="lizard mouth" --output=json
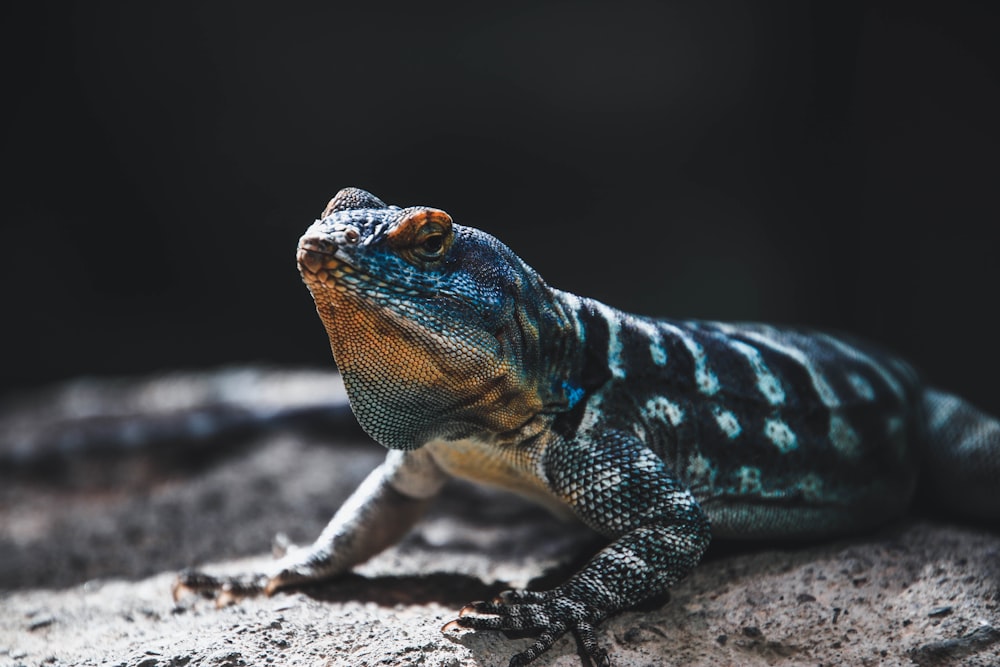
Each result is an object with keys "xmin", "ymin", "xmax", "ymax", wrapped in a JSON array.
[
  {"xmin": 297, "ymin": 237, "xmax": 354, "ymax": 288},
  {"xmin": 297, "ymin": 237, "xmax": 335, "ymax": 269}
]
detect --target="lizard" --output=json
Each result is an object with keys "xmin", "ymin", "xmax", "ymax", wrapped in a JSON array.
[{"xmin": 174, "ymin": 187, "xmax": 1000, "ymax": 666}]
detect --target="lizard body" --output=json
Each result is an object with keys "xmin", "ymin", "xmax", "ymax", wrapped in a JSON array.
[{"xmin": 177, "ymin": 188, "xmax": 1000, "ymax": 666}]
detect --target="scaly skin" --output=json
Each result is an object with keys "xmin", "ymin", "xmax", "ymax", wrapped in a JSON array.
[{"xmin": 175, "ymin": 188, "xmax": 1000, "ymax": 666}]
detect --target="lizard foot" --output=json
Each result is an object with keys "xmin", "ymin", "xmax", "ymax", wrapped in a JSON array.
[
  {"xmin": 172, "ymin": 534, "xmax": 311, "ymax": 605},
  {"xmin": 172, "ymin": 569, "xmax": 273, "ymax": 606},
  {"xmin": 443, "ymin": 588, "xmax": 611, "ymax": 667}
]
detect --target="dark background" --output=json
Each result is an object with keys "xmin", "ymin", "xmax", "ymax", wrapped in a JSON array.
[{"xmin": 3, "ymin": 2, "xmax": 998, "ymax": 412}]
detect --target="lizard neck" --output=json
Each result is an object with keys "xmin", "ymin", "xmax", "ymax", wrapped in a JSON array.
[{"xmin": 532, "ymin": 289, "xmax": 617, "ymax": 415}]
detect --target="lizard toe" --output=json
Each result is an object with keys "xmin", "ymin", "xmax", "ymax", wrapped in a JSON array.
[
  {"xmin": 271, "ymin": 532, "xmax": 297, "ymax": 558},
  {"xmin": 495, "ymin": 588, "xmax": 551, "ymax": 605},
  {"xmin": 507, "ymin": 630, "xmax": 559, "ymax": 667}
]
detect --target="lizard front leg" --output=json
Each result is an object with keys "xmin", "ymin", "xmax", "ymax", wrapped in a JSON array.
[
  {"xmin": 173, "ymin": 447, "xmax": 448, "ymax": 602},
  {"xmin": 447, "ymin": 430, "xmax": 711, "ymax": 666}
]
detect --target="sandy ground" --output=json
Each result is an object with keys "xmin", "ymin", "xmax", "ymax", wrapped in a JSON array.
[{"xmin": 1, "ymin": 384, "xmax": 999, "ymax": 666}]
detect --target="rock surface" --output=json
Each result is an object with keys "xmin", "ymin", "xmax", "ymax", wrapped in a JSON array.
[{"xmin": 1, "ymin": 383, "xmax": 999, "ymax": 667}]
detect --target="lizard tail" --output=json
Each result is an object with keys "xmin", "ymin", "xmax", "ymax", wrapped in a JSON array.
[{"xmin": 921, "ymin": 388, "xmax": 1000, "ymax": 521}]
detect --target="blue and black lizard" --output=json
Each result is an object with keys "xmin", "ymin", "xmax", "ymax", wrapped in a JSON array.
[{"xmin": 174, "ymin": 187, "xmax": 1000, "ymax": 666}]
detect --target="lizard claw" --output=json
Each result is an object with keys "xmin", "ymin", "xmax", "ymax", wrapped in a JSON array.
[
  {"xmin": 457, "ymin": 602, "xmax": 480, "ymax": 617},
  {"xmin": 450, "ymin": 587, "xmax": 610, "ymax": 666},
  {"xmin": 440, "ymin": 619, "xmax": 465, "ymax": 633}
]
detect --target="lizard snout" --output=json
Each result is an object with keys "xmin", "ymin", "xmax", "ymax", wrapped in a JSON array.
[{"xmin": 296, "ymin": 236, "xmax": 337, "ymax": 274}]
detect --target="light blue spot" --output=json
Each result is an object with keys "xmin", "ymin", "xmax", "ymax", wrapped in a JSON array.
[
  {"xmin": 562, "ymin": 381, "xmax": 585, "ymax": 409},
  {"xmin": 711, "ymin": 405, "xmax": 742, "ymax": 439},
  {"xmin": 764, "ymin": 418, "xmax": 798, "ymax": 453}
]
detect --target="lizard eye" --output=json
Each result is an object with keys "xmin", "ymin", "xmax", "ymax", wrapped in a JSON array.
[
  {"xmin": 344, "ymin": 228, "xmax": 360, "ymax": 244},
  {"xmin": 388, "ymin": 208, "xmax": 454, "ymax": 267},
  {"xmin": 419, "ymin": 233, "xmax": 445, "ymax": 257}
]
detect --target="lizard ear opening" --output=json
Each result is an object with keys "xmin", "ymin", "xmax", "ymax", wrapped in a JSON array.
[{"xmin": 388, "ymin": 208, "xmax": 454, "ymax": 265}]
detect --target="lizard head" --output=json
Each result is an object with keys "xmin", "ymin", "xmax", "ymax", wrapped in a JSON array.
[{"xmin": 297, "ymin": 187, "xmax": 561, "ymax": 450}]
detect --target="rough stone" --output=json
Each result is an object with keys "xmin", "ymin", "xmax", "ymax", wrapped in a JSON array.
[{"xmin": 1, "ymin": 412, "xmax": 998, "ymax": 666}]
